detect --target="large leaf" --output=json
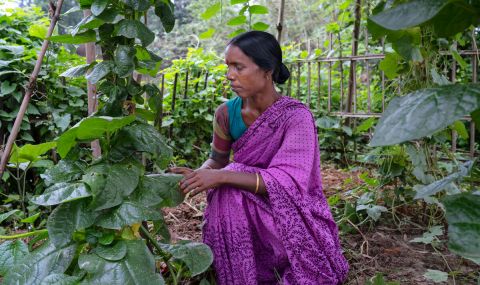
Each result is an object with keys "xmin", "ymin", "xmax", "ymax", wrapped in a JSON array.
[
  {"xmin": 79, "ymin": 240, "xmax": 164, "ymax": 285},
  {"xmin": 248, "ymin": 5, "xmax": 268, "ymax": 14},
  {"xmin": 3, "ymin": 241, "xmax": 77, "ymax": 285},
  {"xmin": 370, "ymin": 0, "xmax": 479, "ymax": 38},
  {"xmin": 93, "ymin": 240, "xmax": 127, "ymax": 261},
  {"xmin": 49, "ymin": 30, "xmax": 96, "ymax": 44},
  {"xmin": 39, "ymin": 274, "xmax": 80, "ymax": 285},
  {"xmin": 115, "ymin": 19, "xmax": 155, "ymax": 46},
  {"xmin": 90, "ymin": 161, "xmax": 142, "ymax": 211},
  {"xmin": 56, "ymin": 115, "xmax": 135, "ymax": 158},
  {"xmin": 109, "ymin": 122, "xmax": 172, "ymax": 168},
  {"xmin": 371, "ymin": 84, "xmax": 480, "ymax": 146},
  {"xmin": 227, "ymin": 15, "xmax": 247, "ymax": 26},
  {"xmin": 96, "ymin": 202, "xmax": 163, "ymax": 229},
  {"xmin": 123, "ymin": 0, "xmax": 150, "ymax": 11},
  {"xmin": 40, "ymin": 160, "xmax": 85, "ymax": 187},
  {"xmin": 414, "ymin": 161, "xmax": 472, "ymax": 199},
  {"xmin": 91, "ymin": 0, "xmax": 109, "ymax": 16},
  {"xmin": 30, "ymin": 182, "xmax": 90, "ymax": 206},
  {"xmin": 60, "ymin": 64, "xmax": 92, "ymax": 78},
  {"xmin": 0, "ymin": 240, "xmax": 29, "ymax": 276},
  {"xmin": 85, "ymin": 60, "xmax": 114, "ymax": 84},
  {"xmin": 443, "ymin": 193, "xmax": 480, "ymax": 264},
  {"xmin": 154, "ymin": 0, "xmax": 175, "ymax": 33},
  {"xmin": 201, "ymin": 3, "xmax": 221, "ymax": 20},
  {"xmin": 114, "ymin": 45, "xmax": 135, "ymax": 77},
  {"xmin": 0, "ymin": 210, "xmax": 20, "ymax": 224},
  {"xmin": 130, "ymin": 174, "xmax": 183, "ymax": 207},
  {"xmin": 160, "ymin": 241, "xmax": 213, "ymax": 276},
  {"xmin": 9, "ymin": 142, "xmax": 56, "ymax": 164},
  {"xmin": 47, "ymin": 199, "xmax": 97, "ymax": 247}
]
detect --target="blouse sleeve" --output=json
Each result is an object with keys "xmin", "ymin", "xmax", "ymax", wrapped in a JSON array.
[{"xmin": 210, "ymin": 103, "xmax": 232, "ymax": 163}]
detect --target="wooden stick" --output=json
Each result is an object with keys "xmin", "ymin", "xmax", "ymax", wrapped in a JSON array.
[
  {"xmin": 83, "ymin": 9, "xmax": 101, "ymax": 158},
  {"xmin": 0, "ymin": 0, "xmax": 65, "ymax": 177}
]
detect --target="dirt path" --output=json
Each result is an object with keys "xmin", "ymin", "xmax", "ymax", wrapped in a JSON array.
[{"xmin": 163, "ymin": 164, "xmax": 479, "ymax": 284}]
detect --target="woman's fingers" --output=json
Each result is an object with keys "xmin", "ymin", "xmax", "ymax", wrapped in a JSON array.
[
  {"xmin": 169, "ymin": 167, "xmax": 193, "ymax": 175},
  {"xmin": 183, "ymin": 180, "xmax": 203, "ymax": 194}
]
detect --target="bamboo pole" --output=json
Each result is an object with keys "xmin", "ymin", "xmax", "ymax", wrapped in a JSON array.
[
  {"xmin": 276, "ymin": 0, "xmax": 286, "ymax": 43},
  {"xmin": 0, "ymin": 0, "xmax": 65, "ymax": 177},
  {"xmin": 83, "ymin": 9, "xmax": 101, "ymax": 158}
]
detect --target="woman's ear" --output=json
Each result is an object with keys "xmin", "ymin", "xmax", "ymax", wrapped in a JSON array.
[{"xmin": 265, "ymin": 70, "xmax": 273, "ymax": 81}]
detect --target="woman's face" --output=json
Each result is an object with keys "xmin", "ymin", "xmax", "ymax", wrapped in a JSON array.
[{"xmin": 225, "ymin": 45, "xmax": 270, "ymax": 98}]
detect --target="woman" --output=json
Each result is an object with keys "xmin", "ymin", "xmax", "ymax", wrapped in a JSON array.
[{"xmin": 171, "ymin": 31, "xmax": 348, "ymax": 284}]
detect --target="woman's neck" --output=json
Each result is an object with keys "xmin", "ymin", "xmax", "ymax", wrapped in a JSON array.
[{"xmin": 245, "ymin": 84, "xmax": 281, "ymax": 114}]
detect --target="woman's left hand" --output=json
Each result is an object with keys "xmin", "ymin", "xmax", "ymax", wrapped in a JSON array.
[{"xmin": 179, "ymin": 169, "xmax": 223, "ymax": 196}]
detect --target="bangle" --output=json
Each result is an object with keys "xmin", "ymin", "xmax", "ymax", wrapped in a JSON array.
[{"xmin": 254, "ymin": 173, "xmax": 260, "ymax": 194}]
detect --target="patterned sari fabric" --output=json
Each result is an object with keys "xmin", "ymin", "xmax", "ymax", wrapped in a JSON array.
[{"xmin": 203, "ymin": 96, "xmax": 349, "ymax": 284}]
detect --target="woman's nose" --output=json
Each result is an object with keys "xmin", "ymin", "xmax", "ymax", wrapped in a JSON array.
[{"xmin": 226, "ymin": 69, "xmax": 234, "ymax": 81}]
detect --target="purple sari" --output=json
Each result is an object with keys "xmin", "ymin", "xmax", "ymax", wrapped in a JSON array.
[{"xmin": 203, "ymin": 96, "xmax": 349, "ymax": 284}]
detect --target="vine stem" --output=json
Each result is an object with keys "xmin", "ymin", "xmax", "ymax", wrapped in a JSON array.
[
  {"xmin": 139, "ymin": 225, "xmax": 172, "ymax": 260},
  {"xmin": 0, "ymin": 229, "xmax": 48, "ymax": 239}
]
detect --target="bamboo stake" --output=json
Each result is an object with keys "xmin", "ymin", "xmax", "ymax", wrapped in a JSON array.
[
  {"xmin": 0, "ymin": 0, "xmax": 65, "ymax": 177},
  {"xmin": 83, "ymin": 9, "xmax": 101, "ymax": 158},
  {"xmin": 276, "ymin": 0, "xmax": 286, "ymax": 43}
]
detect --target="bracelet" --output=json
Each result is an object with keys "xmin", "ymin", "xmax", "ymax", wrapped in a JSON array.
[{"xmin": 254, "ymin": 173, "xmax": 260, "ymax": 194}]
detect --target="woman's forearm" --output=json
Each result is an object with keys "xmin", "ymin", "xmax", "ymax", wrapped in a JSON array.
[
  {"xmin": 201, "ymin": 158, "xmax": 228, "ymax": 170},
  {"xmin": 218, "ymin": 170, "xmax": 266, "ymax": 195}
]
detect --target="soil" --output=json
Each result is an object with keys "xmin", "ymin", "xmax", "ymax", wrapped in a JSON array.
[{"xmin": 163, "ymin": 164, "xmax": 480, "ymax": 284}]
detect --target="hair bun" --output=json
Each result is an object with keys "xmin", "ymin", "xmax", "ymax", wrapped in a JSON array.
[{"xmin": 274, "ymin": 63, "xmax": 290, "ymax": 84}]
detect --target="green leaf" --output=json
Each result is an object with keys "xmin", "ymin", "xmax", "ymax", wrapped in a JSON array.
[
  {"xmin": 370, "ymin": 1, "xmax": 447, "ymax": 30},
  {"xmin": 443, "ymin": 193, "xmax": 480, "ymax": 264},
  {"xmin": 41, "ymin": 160, "xmax": 85, "ymax": 187},
  {"xmin": 30, "ymin": 182, "xmax": 91, "ymax": 206},
  {"xmin": 423, "ymin": 269, "xmax": 448, "ymax": 283},
  {"xmin": 90, "ymin": 161, "xmax": 142, "ymax": 211},
  {"xmin": 60, "ymin": 64, "xmax": 92, "ymax": 78},
  {"xmin": 0, "ymin": 240, "xmax": 29, "ymax": 276},
  {"xmin": 228, "ymin": 28, "xmax": 246, "ymax": 39},
  {"xmin": 130, "ymin": 174, "xmax": 183, "ymax": 207},
  {"xmin": 79, "ymin": 240, "xmax": 164, "ymax": 284},
  {"xmin": 0, "ymin": 210, "xmax": 20, "ymax": 224},
  {"xmin": 56, "ymin": 115, "xmax": 135, "ymax": 158},
  {"xmin": 431, "ymin": 68, "xmax": 451, "ymax": 86},
  {"xmin": 369, "ymin": 0, "xmax": 478, "ymax": 38},
  {"xmin": 450, "ymin": 120, "xmax": 469, "ymax": 140},
  {"xmin": 450, "ymin": 46, "xmax": 468, "ymax": 69},
  {"xmin": 199, "ymin": 28, "xmax": 215, "ymax": 39},
  {"xmin": 115, "ymin": 19, "xmax": 155, "ymax": 46},
  {"xmin": 20, "ymin": 212, "xmax": 40, "ymax": 224},
  {"xmin": 109, "ymin": 123, "xmax": 172, "ymax": 168},
  {"xmin": 410, "ymin": 226, "xmax": 443, "ymax": 244},
  {"xmin": 201, "ymin": 3, "xmax": 221, "ymax": 20},
  {"xmin": 1, "ymin": 81, "xmax": 17, "ymax": 96},
  {"xmin": 8, "ymin": 142, "xmax": 56, "ymax": 164},
  {"xmin": 160, "ymin": 241, "xmax": 213, "ymax": 276},
  {"xmin": 49, "ymin": 30, "xmax": 96, "ymax": 44},
  {"xmin": 0, "ymin": 45, "xmax": 24, "ymax": 56},
  {"xmin": 371, "ymin": 84, "xmax": 480, "ymax": 146},
  {"xmin": 154, "ymin": 0, "xmax": 175, "ymax": 33},
  {"xmin": 252, "ymin": 22, "xmax": 269, "ymax": 31},
  {"xmin": 86, "ymin": 61, "xmax": 114, "ymax": 84},
  {"xmin": 248, "ymin": 5, "xmax": 268, "ymax": 14},
  {"xmin": 114, "ymin": 45, "xmax": 135, "ymax": 77},
  {"xmin": 93, "ymin": 240, "xmax": 127, "ymax": 261},
  {"xmin": 28, "ymin": 24, "xmax": 48, "ymax": 39},
  {"xmin": 230, "ymin": 0, "xmax": 248, "ymax": 4},
  {"xmin": 96, "ymin": 202, "xmax": 163, "ymax": 229},
  {"xmin": 91, "ymin": 0, "xmax": 109, "ymax": 16},
  {"xmin": 379, "ymin": 52, "xmax": 400, "ymax": 79},
  {"xmin": 227, "ymin": 15, "xmax": 247, "ymax": 26},
  {"xmin": 123, "ymin": 0, "xmax": 150, "ymax": 12},
  {"xmin": 40, "ymin": 274, "xmax": 80, "ymax": 285},
  {"xmin": 4, "ymin": 241, "xmax": 77, "ymax": 285},
  {"xmin": 47, "ymin": 199, "xmax": 97, "ymax": 247},
  {"xmin": 389, "ymin": 28, "xmax": 423, "ymax": 62},
  {"xmin": 355, "ymin": 117, "xmax": 377, "ymax": 134}
]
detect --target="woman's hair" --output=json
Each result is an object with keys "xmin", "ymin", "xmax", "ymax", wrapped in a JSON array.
[{"xmin": 228, "ymin": 31, "xmax": 290, "ymax": 84}]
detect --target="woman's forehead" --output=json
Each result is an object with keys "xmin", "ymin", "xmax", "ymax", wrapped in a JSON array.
[{"xmin": 225, "ymin": 45, "xmax": 251, "ymax": 64}]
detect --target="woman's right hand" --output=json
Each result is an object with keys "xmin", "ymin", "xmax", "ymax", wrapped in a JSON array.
[{"xmin": 168, "ymin": 167, "xmax": 194, "ymax": 176}]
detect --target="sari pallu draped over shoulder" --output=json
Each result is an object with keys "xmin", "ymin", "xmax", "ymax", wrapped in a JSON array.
[{"xmin": 203, "ymin": 96, "xmax": 349, "ymax": 285}]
